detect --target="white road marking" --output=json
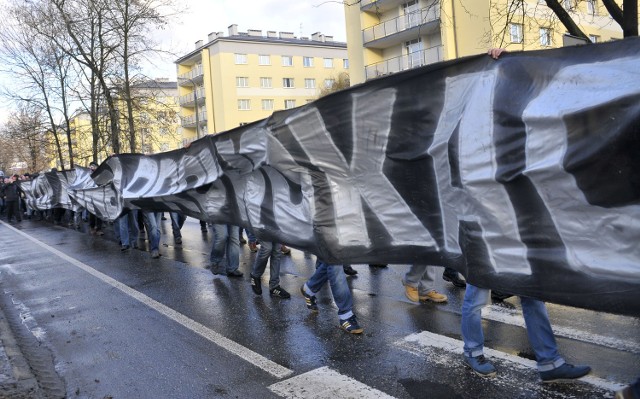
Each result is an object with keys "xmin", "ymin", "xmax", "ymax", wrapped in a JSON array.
[
  {"xmin": 1, "ymin": 222, "xmax": 293, "ymax": 379},
  {"xmin": 397, "ymin": 331, "xmax": 626, "ymax": 392},
  {"xmin": 484, "ymin": 305, "xmax": 640, "ymax": 354},
  {"xmin": 269, "ymin": 366, "xmax": 396, "ymax": 399}
]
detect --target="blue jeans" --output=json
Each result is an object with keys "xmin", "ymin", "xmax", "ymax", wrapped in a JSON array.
[
  {"xmin": 251, "ymin": 241, "xmax": 282, "ymax": 290},
  {"xmin": 170, "ymin": 212, "xmax": 185, "ymax": 238},
  {"xmin": 117, "ymin": 210, "xmax": 139, "ymax": 248},
  {"xmin": 305, "ymin": 260, "xmax": 353, "ymax": 319},
  {"xmin": 210, "ymin": 224, "xmax": 240, "ymax": 272},
  {"xmin": 402, "ymin": 264, "xmax": 437, "ymax": 295},
  {"xmin": 143, "ymin": 211, "xmax": 162, "ymax": 251},
  {"xmin": 461, "ymin": 284, "xmax": 565, "ymax": 372}
]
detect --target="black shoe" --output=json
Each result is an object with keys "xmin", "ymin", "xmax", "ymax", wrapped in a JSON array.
[
  {"xmin": 343, "ymin": 265, "xmax": 358, "ymax": 276},
  {"xmin": 250, "ymin": 276, "xmax": 262, "ymax": 295},
  {"xmin": 270, "ymin": 286, "xmax": 291, "ymax": 299},
  {"xmin": 443, "ymin": 272, "xmax": 466, "ymax": 288},
  {"xmin": 300, "ymin": 285, "xmax": 318, "ymax": 311},
  {"xmin": 227, "ymin": 270, "xmax": 244, "ymax": 277},
  {"xmin": 121, "ymin": 245, "xmax": 130, "ymax": 251}
]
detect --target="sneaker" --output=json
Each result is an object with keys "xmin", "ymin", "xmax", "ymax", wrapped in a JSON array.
[
  {"xmin": 464, "ymin": 355, "xmax": 497, "ymax": 377},
  {"xmin": 227, "ymin": 270, "xmax": 244, "ymax": 278},
  {"xmin": 339, "ymin": 315, "xmax": 364, "ymax": 334},
  {"xmin": 248, "ymin": 242, "xmax": 258, "ymax": 252},
  {"xmin": 280, "ymin": 245, "xmax": 291, "ymax": 255},
  {"xmin": 250, "ymin": 276, "xmax": 262, "ymax": 295},
  {"xmin": 151, "ymin": 249, "xmax": 160, "ymax": 259},
  {"xmin": 540, "ymin": 363, "xmax": 591, "ymax": 383},
  {"xmin": 300, "ymin": 285, "xmax": 318, "ymax": 311},
  {"xmin": 404, "ymin": 283, "xmax": 419, "ymax": 302},
  {"xmin": 270, "ymin": 286, "xmax": 291, "ymax": 299},
  {"xmin": 121, "ymin": 245, "xmax": 130, "ymax": 251},
  {"xmin": 343, "ymin": 265, "xmax": 358, "ymax": 276},
  {"xmin": 443, "ymin": 271, "xmax": 466, "ymax": 288},
  {"xmin": 175, "ymin": 237, "xmax": 182, "ymax": 245},
  {"xmin": 419, "ymin": 290, "xmax": 448, "ymax": 303}
]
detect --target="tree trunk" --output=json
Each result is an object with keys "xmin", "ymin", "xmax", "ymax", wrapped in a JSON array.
[{"xmin": 623, "ymin": 0, "xmax": 638, "ymax": 37}]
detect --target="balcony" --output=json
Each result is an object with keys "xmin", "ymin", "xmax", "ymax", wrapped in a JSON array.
[
  {"xmin": 180, "ymin": 110, "xmax": 208, "ymax": 128},
  {"xmin": 178, "ymin": 88, "xmax": 206, "ymax": 107},
  {"xmin": 177, "ymin": 65, "xmax": 204, "ymax": 86},
  {"xmin": 364, "ymin": 45, "xmax": 443, "ymax": 80},
  {"xmin": 363, "ymin": 7, "xmax": 440, "ymax": 48},
  {"xmin": 361, "ymin": 0, "xmax": 412, "ymax": 13}
]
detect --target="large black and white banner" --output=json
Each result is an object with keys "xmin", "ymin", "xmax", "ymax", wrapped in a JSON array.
[{"xmin": 21, "ymin": 38, "xmax": 640, "ymax": 316}]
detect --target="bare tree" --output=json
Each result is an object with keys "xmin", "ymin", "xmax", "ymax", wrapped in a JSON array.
[
  {"xmin": 1, "ymin": 105, "xmax": 51, "ymax": 173},
  {"xmin": 318, "ymin": 72, "xmax": 351, "ymax": 98}
]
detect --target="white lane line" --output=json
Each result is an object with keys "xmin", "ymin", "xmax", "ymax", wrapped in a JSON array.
[
  {"xmin": 1, "ymin": 221, "xmax": 293, "ymax": 379},
  {"xmin": 269, "ymin": 366, "xmax": 396, "ymax": 399},
  {"xmin": 484, "ymin": 305, "xmax": 640, "ymax": 354},
  {"xmin": 397, "ymin": 331, "xmax": 626, "ymax": 392}
]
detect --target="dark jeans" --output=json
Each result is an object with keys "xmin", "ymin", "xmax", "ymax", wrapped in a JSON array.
[{"xmin": 5, "ymin": 200, "xmax": 20, "ymax": 222}]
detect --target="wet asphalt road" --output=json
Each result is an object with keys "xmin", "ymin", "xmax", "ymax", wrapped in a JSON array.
[{"xmin": 0, "ymin": 216, "xmax": 638, "ymax": 398}]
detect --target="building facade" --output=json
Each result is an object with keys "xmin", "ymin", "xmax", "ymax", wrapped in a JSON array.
[
  {"xmin": 345, "ymin": 0, "xmax": 625, "ymax": 84},
  {"xmin": 175, "ymin": 24, "xmax": 349, "ymax": 142}
]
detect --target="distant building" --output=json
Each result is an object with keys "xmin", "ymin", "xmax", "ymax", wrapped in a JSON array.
[
  {"xmin": 175, "ymin": 24, "xmax": 349, "ymax": 142},
  {"xmin": 344, "ymin": 0, "xmax": 624, "ymax": 84}
]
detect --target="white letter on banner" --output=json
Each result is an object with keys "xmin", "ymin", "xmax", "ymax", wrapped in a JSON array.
[
  {"xmin": 287, "ymin": 89, "xmax": 436, "ymax": 248},
  {"xmin": 428, "ymin": 71, "xmax": 531, "ymax": 274},
  {"xmin": 523, "ymin": 58, "xmax": 640, "ymax": 278}
]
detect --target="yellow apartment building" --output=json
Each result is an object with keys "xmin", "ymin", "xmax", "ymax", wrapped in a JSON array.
[
  {"xmin": 50, "ymin": 79, "xmax": 181, "ymax": 169},
  {"xmin": 175, "ymin": 24, "xmax": 349, "ymax": 142},
  {"xmin": 345, "ymin": 0, "xmax": 625, "ymax": 84}
]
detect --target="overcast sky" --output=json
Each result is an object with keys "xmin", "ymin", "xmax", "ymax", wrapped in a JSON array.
[{"xmin": 150, "ymin": 0, "xmax": 348, "ymax": 79}]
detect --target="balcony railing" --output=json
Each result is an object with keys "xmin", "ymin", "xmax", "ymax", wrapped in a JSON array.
[
  {"xmin": 178, "ymin": 88, "xmax": 206, "ymax": 106},
  {"xmin": 363, "ymin": 7, "xmax": 440, "ymax": 44},
  {"xmin": 180, "ymin": 110, "xmax": 207, "ymax": 127},
  {"xmin": 364, "ymin": 45, "xmax": 443, "ymax": 80},
  {"xmin": 177, "ymin": 65, "xmax": 204, "ymax": 85}
]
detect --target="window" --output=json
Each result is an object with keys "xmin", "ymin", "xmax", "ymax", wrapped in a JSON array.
[
  {"xmin": 539, "ymin": 28, "xmax": 552, "ymax": 46},
  {"xmin": 159, "ymin": 127, "xmax": 169, "ymax": 136},
  {"xmin": 262, "ymin": 99, "xmax": 274, "ymax": 111},
  {"xmin": 235, "ymin": 53, "xmax": 247, "ymax": 64},
  {"xmin": 343, "ymin": 59, "xmax": 349, "ymax": 69},
  {"xmin": 323, "ymin": 58, "xmax": 333, "ymax": 68},
  {"xmin": 160, "ymin": 143, "xmax": 169, "ymax": 152},
  {"xmin": 510, "ymin": 23, "xmax": 523, "ymax": 43},
  {"xmin": 284, "ymin": 100, "xmax": 296, "ymax": 109},
  {"xmin": 589, "ymin": 34, "xmax": 599, "ymax": 43},
  {"xmin": 406, "ymin": 38, "xmax": 423, "ymax": 68},
  {"xmin": 238, "ymin": 99, "xmax": 251, "ymax": 110},
  {"xmin": 236, "ymin": 77, "xmax": 249, "ymax": 87},
  {"xmin": 304, "ymin": 78, "xmax": 316, "ymax": 89},
  {"xmin": 282, "ymin": 78, "xmax": 294, "ymax": 88},
  {"xmin": 587, "ymin": 0, "xmax": 598, "ymax": 15},
  {"xmin": 260, "ymin": 77, "xmax": 272, "ymax": 88},
  {"xmin": 157, "ymin": 111, "xmax": 167, "ymax": 121},
  {"xmin": 258, "ymin": 54, "xmax": 271, "ymax": 65},
  {"xmin": 403, "ymin": 0, "xmax": 420, "ymax": 28},
  {"xmin": 324, "ymin": 79, "xmax": 335, "ymax": 88},
  {"xmin": 282, "ymin": 55, "xmax": 293, "ymax": 66},
  {"xmin": 303, "ymin": 56, "xmax": 314, "ymax": 67}
]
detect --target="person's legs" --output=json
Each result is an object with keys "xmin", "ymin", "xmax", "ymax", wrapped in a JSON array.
[
  {"xmin": 461, "ymin": 284, "xmax": 491, "ymax": 358},
  {"xmin": 118, "ymin": 214, "xmax": 130, "ymax": 250},
  {"xmin": 250, "ymin": 241, "xmax": 273, "ymax": 293},
  {"xmin": 461, "ymin": 284, "xmax": 495, "ymax": 376},
  {"xmin": 327, "ymin": 264, "xmax": 354, "ymax": 318},
  {"xmin": 267, "ymin": 243, "xmax": 283, "ymax": 290},
  {"xmin": 128, "ymin": 210, "xmax": 140, "ymax": 247},
  {"xmin": 520, "ymin": 297, "xmax": 564, "ymax": 371},
  {"xmin": 305, "ymin": 260, "xmax": 329, "ymax": 293},
  {"xmin": 402, "ymin": 264, "xmax": 428, "ymax": 302},
  {"xmin": 210, "ymin": 224, "xmax": 229, "ymax": 268},
  {"xmin": 417, "ymin": 266, "xmax": 447, "ymax": 303},
  {"xmin": 224, "ymin": 225, "xmax": 240, "ymax": 274},
  {"xmin": 170, "ymin": 212, "xmax": 184, "ymax": 242},
  {"xmin": 143, "ymin": 211, "xmax": 161, "ymax": 252}
]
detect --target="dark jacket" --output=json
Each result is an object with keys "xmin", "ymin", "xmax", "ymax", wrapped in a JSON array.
[{"xmin": 3, "ymin": 182, "xmax": 20, "ymax": 201}]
